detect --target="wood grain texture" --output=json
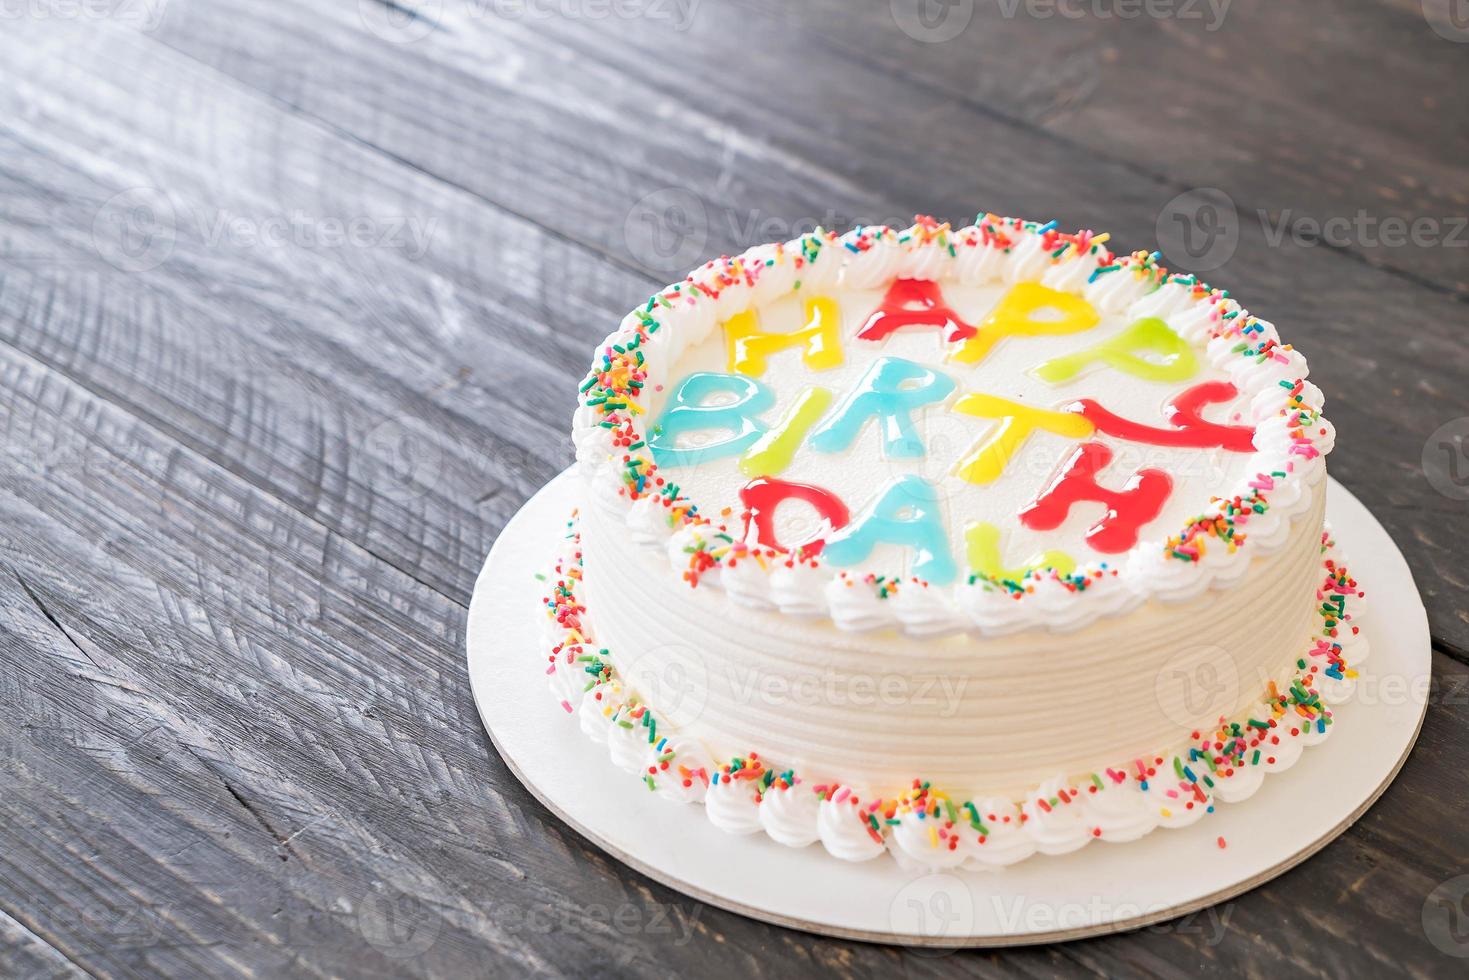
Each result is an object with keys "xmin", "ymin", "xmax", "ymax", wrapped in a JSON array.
[{"xmin": 0, "ymin": 1, "xmax": 1465, "ymax": 976}]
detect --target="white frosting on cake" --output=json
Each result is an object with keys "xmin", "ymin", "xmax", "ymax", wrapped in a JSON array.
[{"xmin": 544, "ymin": 520, "xmax": 1365, "ymax": 870}]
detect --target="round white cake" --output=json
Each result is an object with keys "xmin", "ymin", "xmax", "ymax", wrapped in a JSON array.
[{"xmin": 546, "ymin": 215, "xmax": 1366, "ymax": 868}]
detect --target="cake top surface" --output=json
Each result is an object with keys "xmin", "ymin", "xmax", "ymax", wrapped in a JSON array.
[{"xmin": 573, "ymin": 215, "xmax": 1334, "ymax": 636}]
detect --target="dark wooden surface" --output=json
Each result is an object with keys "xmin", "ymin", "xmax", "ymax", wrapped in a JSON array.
[{"xmin": 2, "ymin": 1, "xmax": 1467, "ymax": 976}]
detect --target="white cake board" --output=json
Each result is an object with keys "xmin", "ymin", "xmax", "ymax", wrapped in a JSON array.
[{"xmin": 466, "ymin": 468, "xmax": 1429, "ymax": 947}]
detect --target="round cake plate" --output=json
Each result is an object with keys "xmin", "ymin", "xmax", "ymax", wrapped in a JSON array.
[{"xmin": 466, "ymin": 468, "xmax": 1429, "ymax": 947}]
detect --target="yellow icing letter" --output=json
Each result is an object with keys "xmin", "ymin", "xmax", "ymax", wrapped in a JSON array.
[
  {"xmin": 964, "ymin": 522, "xmax": 1076, "ymax": 581},
  {"xmin": 724, "ymin": 296, "xmax": 844, "ymax": 376},
  {"xmin": 952, "ymin": 393, "xmax": 1095, "ymax": 484},
  {"xmin": 1034, "ymin": 317, "xmax": 1198, "ymax": 384},
  {"xmin": 950, "ymin": 283, "xmax": 1100, "ymax": 366},
  {"xmin": 739, "ymin": 386, "xmax": 834, "ymax": 477}
]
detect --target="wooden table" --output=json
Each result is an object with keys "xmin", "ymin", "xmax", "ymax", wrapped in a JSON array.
[{"xmin": 3, "ymin": 2, "xmax": 1466, "ymax": 975}]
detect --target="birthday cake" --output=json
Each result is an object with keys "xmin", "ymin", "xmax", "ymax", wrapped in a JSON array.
[{"xmin": 546, "ymin": 216, "xmax": 1365, "ymax": 869}]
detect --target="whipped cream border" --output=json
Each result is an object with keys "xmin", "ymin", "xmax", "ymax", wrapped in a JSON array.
[
  {"xmin": 542, "ymin": 518, "xmax": 1367, "ymax": 871},
  {"xmin": 573, "ymin": 216, "xmax": 1336, "ymax": 637}
]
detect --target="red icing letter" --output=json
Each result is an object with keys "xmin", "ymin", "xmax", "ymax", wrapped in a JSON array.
[
  {"xmin": 1019, "ymin": 442, "xmax": 1173, "ymax": 554},
  {"xmin": 1068, "ymin": 380, "xmax": 1255, "ymax": 453},
  {"xmin": 739, "ymin": 477, "xmax": 851, "ymax": 557},
  {"xmin": 857, "ymin": 278, "xmax": 976, "ymax": 345}
]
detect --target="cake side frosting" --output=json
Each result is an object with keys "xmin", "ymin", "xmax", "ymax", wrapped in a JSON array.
[
  {"xmin": 571, "ymin": 216, "xmax": 1335, "ymax": 636},
  {"xmin": 578, "ymin": 479, "xmax": 1326, "ymax": 799},
  {"xmin": 542, "ymin": 518, "xmax": 1366, "ymax": 869}
]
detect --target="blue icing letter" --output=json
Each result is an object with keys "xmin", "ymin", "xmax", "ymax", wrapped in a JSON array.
[
  {"xmin": 821, "ymin": 474, "xmax": 956, "ymax": 585},
  {"xmin": 808, "ymin": 356, "xmax": 954, "ymax": 458},
  {"xmin": 649, "ymin": 372, "xmax": 774, "ymax": 468}
]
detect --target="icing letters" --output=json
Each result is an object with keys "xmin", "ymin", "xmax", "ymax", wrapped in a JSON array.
[
  {"xmin": 739, "ymin": 477, "xmax": 850, "ymax": 556},
  {"xmin": 1019, "ymin": 441, "xmax": 1172, "ymax": 553},
  {"xmin": 858, "ymin": 278, "xmax": 977, "ymax": 345},
  {"xmin": 1034, "ymin": 317, "xmax": 1197, "ymax": 384},
  {"xmin": 1068, "ymin": 380, "xmax": 1256, "ymax": 452},
  {"xmin": 950, "ymin": 283, "xmax": 1100, "ymax": 365},
  {"xmin": 964, "ymin": 522, "xmax": 1076, "ymax": 580},
  {"xmin": 650, "ymin": 372, "xmax": 774, "ymax": 468},
  {"xmin": 952, "ymin": 393, "xmax": 1096, "ymax": 485},
  {"xmin": 809, "ymin": 357, "xmax": 955, "ymax": 458},
  {"xmin": 739, "ymin": 386, "xmax": 834, "ymax": 477},
  {"xmin": 724, "ymin": 297, "xmax": 844, "ymax": 376},
  {"xmin": 823, "ymin": 475, "xmax": 957, "ymax": 585}
]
